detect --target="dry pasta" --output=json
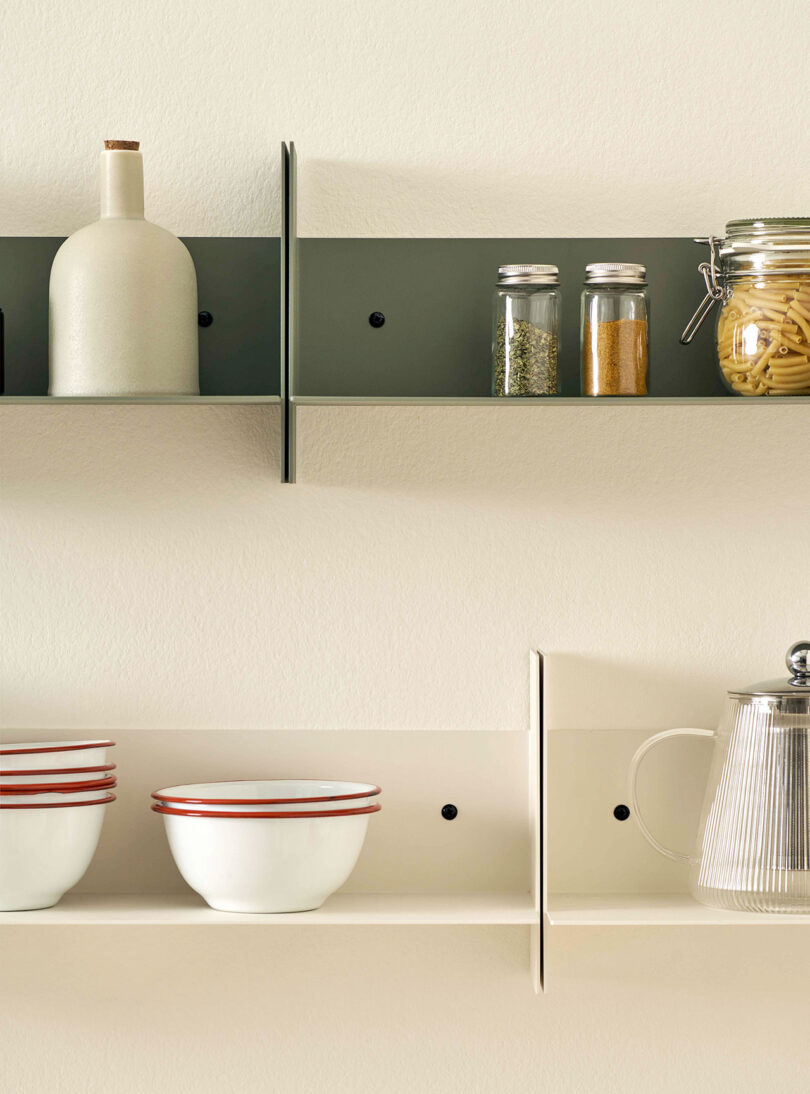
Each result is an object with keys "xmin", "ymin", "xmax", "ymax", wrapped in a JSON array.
[{"xmin": 717, "ymin": 277, "xmax": 810, "ymax": 396}]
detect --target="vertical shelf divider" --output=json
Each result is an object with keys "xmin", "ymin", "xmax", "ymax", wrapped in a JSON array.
[
  {"xmin": 280, "ymin": 140, "xmax": 298, "ymax": 483},
  {"xmin": 530, "ymin": 649, "xmax": 545, "ymax": 992}
]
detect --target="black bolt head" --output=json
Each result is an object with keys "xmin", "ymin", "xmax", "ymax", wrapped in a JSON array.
[
  {"xmin": 368, "ymin": 311, "xmax": 386, "ymax": 328},
  {"xmin": 441, "ymin": 803, "xmax": 458, "ymax": 820},
  {"xmin": 198, "ymin": 311, "xmax": 214, "ymax": 328},
  {"xmin": 613, "ymin": 804, "xmax": 631, "ymax": 821}
]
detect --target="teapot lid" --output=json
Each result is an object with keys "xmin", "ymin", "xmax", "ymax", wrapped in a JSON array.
[{"xmin": 731, "ymin": 641, "xmax": 810, "ymax": 698}]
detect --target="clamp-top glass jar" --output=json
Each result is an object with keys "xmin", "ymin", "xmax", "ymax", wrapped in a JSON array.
[
  {"xmin": 681, "ymin": 218, "xmax": 810, "ymax": 396},
  {"xmin": 581, "ymin": 263, "xmax": 649, "ymax": 396},
  {"xmin": 492, "ymin": 265, "xmax": 560, "ymax": 396}
]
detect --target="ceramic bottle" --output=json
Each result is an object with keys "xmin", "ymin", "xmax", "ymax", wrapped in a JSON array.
[{"xmin": 49, "ymin": 141, "xmax": 199, "ymax": 396}]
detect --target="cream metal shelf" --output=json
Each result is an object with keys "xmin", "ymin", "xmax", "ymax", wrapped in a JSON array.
[
  {"xmin": 0, "ymin": 715, "xmax": 543, "ymax": 990},
  {"xmin": 547, "ymin": 893, "xmax": 810, "ymax": 927},
  {"xmin": 0, "ymin": 891, "xmax": 535, "ymax": 926}
]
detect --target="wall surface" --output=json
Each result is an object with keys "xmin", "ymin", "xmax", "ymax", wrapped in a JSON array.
[{"xmin": 2, "ymin": 2, "xmax": 810, "ymax": 1092}]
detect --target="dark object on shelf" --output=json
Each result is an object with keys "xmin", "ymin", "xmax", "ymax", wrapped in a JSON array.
[
  {"xmin": 0, "ymin": 307, "xmax": 4, "ymax": 394},
  {"xmin": 613, "ymin": 804, "xmax": 631, "ymax": 821},
  {"xmin": 441, "ymin": 803, "xmax": 458, "ymax": 820},
  {"xmin": 369, "ymin": 311, "xmax": 386, "ymax": 328},
  {"xmin": 198, "ymin": 311, "xmax": 214, "ymax": 328}
]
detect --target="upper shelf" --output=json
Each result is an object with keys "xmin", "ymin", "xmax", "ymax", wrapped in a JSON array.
[
  {"xmin": 293, "ymin": 395, "xmax": 810, "ymax": 407},
  {"xmin": 2, "ymin": 395, "xmax": 281, "ymax": 405}
]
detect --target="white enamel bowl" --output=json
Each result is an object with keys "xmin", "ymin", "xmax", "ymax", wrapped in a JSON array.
[
  {"xmin": 152, "ymin": 780, "xmax": 381, "ymax": 813},
  {"xmin": 155, "ymin": 804, "xmax": 379, "ymax": 913},
  {"xmin": 0, "ymin": 740, "xmax": 115, "ymax": 772},
  {"xmin": 0, "ymin": 796, "xmax": 114, "ymax": 911},
  {"xmin": 0, "ymin": 765, "xmax": 116, "ymax": 786},
  {"xmin": 0, "ymin": 786, "xmax": 115, "ymax": 804}
]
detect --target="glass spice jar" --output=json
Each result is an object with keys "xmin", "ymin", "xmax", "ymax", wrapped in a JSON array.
[
  {"xmin": 581, "ymin": 263, "xmax": 649, "ymax": 396},
  {"xmin": 492, "ymin": 265, "xmax": 560, "ymax": 396},
  {"xmin": 680, "ymin": 219, "xmax": 810, "ymax": 396}
]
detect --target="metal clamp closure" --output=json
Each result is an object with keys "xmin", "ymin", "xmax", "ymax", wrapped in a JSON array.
[{"xmin": 680, "ymin": 236, "xmax": 725, "ymax": 344}]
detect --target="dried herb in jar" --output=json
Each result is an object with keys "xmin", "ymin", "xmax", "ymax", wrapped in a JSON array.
[{"xmin": 494, "ymin": 317, "xmax": 558, "ymax": 396}]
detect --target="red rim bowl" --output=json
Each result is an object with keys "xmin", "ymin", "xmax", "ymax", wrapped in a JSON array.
[
  {"xmin": 151, "ymin": 801, "xmax": 382, "ymax": 819},
  {"xmin": 152, "ymin": 781, "xmax": 383, "ymax": 806},
  {"xmin": 0, "ymin": 776, "xmax": 117, "ymax": 794},
  {"xmin": 0, "ymin": 739, "xmax": 116, "ymax": 756},
  {"xmin": 0, "ymin": 793, "xmax": 116, "ymax": 809},
  {"xmin": 0, "ymin": 763, "xmax": 116, "ymax": 776}
]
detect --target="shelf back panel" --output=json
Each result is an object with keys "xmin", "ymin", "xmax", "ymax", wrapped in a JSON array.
[
  {"xmin": 297, "ymin": 238, "xmax": 721, "ymax": 397},
  {"xmin": 0, "ymin": 237, "xmax": 280, "ymax": 397},
  {"xmin": 0, "ymin": 729, "xmax": 532, "ymax": 898}
]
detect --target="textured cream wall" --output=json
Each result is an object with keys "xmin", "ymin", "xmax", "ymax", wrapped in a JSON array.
[
  {"xmin": 3, "ymin": 0, "xmax": 809, "ymax": 237},
  {"xmin": 2, "ymin": 1, "xmax": 810, "ymax": 1092}
]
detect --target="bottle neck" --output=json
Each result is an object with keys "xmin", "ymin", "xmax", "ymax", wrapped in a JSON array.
[{"xmin": 100, "ymin": 150, "xmax": 144, "ymax": 218}]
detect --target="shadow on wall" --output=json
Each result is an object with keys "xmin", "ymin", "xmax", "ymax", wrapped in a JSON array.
[
  {"xmin": 546, "ymin": 651, "xmax": 728, "ymax": 731},
  {"xmin": 0, "ymin": 405, "xmax": 280, "ymax": 516},
  {"xmin": 295, "ymin": 401, "xmax": 803, "ymax": 522},
  {"xmin": 298, "ymin": 158, "xmax": 702, "ymax": 238}
]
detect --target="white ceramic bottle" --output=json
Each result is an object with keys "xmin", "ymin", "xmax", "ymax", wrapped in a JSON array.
[{"xmin": 49, "ymin": 140, "xmax": 199, "ymax": 396}]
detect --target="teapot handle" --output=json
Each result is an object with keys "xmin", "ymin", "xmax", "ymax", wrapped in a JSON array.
[{"xmin": 628, "ymin": 728, "xmax": 716, "ymax": 864}]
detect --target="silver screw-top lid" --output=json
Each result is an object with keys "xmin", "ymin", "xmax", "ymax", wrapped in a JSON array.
[
  {"xmin": 584, "ymin": 262, "xmax": 647, "ymax": 285},
  {"xmin": 731, "ymin": 641, "xmax": 810, "ymax": 700},
  {"xmin": 497, "ymin": 264, "xmax": 559, "ymax": 285}
]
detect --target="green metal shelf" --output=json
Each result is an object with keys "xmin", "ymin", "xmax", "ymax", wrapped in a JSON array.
[
  {"xmin": 1, "ymin": 395, "xmax": 281, "ymax": 405},
  {"xmin": 293, "ymin": 396, "xmax": 810, "ymax": 407},
  {"xmin": 3, "ymin": 144, "xmax": 807, "ymax": 485}
]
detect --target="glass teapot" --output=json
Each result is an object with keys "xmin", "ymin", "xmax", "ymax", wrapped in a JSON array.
[{"xmin": 629, "ymin": 641, "xmax": 810, "ymax": 913}]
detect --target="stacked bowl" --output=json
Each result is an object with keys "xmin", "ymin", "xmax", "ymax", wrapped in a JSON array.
[
  {"xmin": 152, "ymin": 780, "xmax": 381, "ymax": 913},
  {"xmin": 0, "ymin": 739, "xmax": 116, "ymax": 911}
]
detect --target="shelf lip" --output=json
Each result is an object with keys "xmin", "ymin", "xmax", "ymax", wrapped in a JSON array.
[
  {"xmin": 0, "ymin": 395, "xmax": 282, "ymax": 405},
  {"xmin": 547, "ymin": 893, "xmax": 810, "ymax": 926},
  {"xmin": 293, "ymin": 396, "xmax": 810, "ymax": 407},
  {"xmin": 0, "ymin": 891, "xmax": 536, "ymax": 926}
]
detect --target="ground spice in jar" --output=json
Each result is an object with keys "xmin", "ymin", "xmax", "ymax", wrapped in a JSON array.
[
  {"xmin": 582, "ymin": 318, "xmax": 648, "ymax": 395},
  {"xmin": 494, "ymin": 317, "xmax": 558, "ymax": 396}
]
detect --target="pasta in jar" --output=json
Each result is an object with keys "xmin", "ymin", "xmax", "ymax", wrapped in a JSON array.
[
  {"xmin": 717, "ymin": 277, "xmax": 810, "ymax": 396},
  {"xmin": 681, "ymin": 220, "xmax": 810, "ymax": 396}
]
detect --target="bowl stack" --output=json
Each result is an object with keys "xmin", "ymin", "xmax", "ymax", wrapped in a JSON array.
[
  {"xmin": 0, "ymin": 739, "xmax": 116, "ymax": 911},
  {"xmin": 152, "ymin": 780, "xmax": 381, "ymax": 913}
]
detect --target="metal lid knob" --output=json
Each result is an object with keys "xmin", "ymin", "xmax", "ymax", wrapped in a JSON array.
[{"xmin": 787, "ymin": 641, "xmax": 810, "ymax": 685}]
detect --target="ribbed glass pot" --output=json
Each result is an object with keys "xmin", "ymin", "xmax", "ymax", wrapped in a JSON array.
[{"xmin": 629, "ymin": 641, "xmax": 810, "ymax": 913}]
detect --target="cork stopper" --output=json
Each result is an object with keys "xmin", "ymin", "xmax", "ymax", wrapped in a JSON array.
[{"xmin": 104, "ymin": 140, "xmax": 140, "ymax": 151}]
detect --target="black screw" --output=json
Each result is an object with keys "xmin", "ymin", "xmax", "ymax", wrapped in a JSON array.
[
  {"xmin": 441, "ymin": 804, "xmax": 458, "ymax": 821},
  {"xmin": 198, "ymin": 311, "xmax": 214, "ymax": 328},
  {"xmin": 613, "ymin": 804, "xmax": 631, "ymax": 821},
  {"xmin": 368, "ymin": 311, "xmax": 386, "ymax": 328}
]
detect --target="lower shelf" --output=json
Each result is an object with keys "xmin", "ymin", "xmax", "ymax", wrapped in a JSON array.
[
  {"xmin": 547, "ymin": 893, "xmax": 810, "ymax": 926},
  {"xmin": 0, "ymin": 891, "xmax": 536, "ymax": 926}
]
